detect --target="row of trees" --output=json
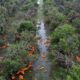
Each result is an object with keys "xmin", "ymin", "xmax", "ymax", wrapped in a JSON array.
[
  {"xmin": 0, "ymin": 0, "xmax": 38, "ymax": 80},
  {"xmin": 44, "ymin": 0, "xmax": 80, "ymax": 80}
]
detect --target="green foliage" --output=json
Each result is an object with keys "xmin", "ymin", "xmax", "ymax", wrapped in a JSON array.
[
  {"xmin": 2, "ymin": 39, "xmax": 37, "ymax": 78},
  {"xmin": 2, "ymin": 42, "xmax": 29, "ymax": 77},
  {"xmin": 17, "ymin": 21, "xmax": 35, "ymax": 33},
  {"xmin": 0, "ymin": 0, "xmax": 37, "ymax": 79},
  {"xmin": 51, "ymin": 66, "xmax": 68, "ymax": 80},
  {"xmin": 21, "ymin": 0, "xmax": 37, "ymax": 11},
  {"xmin": 44, "ymin": 1, "xmax": 66, "ymax": 31},
  {"xmin": 66, "ymin": 75, "xmax": 73, "ymax": 80},
  {"xmin": 0, "ymin": 76, "xmax": 6, "ymax": 80},
  {"xmin": 72, "ymin": 18, "xmax": 80, "ymax": 26},
  {"xmin": 55, "ymin": 12, "xmax": 66, "ymax": 22},
  {"xmin": 3, "ymin": 58, "xmax": 22, "ymax": 76},
  {"xmin": 51, "ymin": 24, "xmax": 79, "ymax": 55},
  {"xmin": 50, "ymin": 12, "xmax": 66, "ymax": 30},
  {"xmin": 66, "ymin": 65, "xmax": 80, "ymax": 80},
  {"xmin": 22, "ymin": 3, "xmax": 33, "ymax": 11},
  {"xmin": 0, "ymin": 39, "xmax": 5, "ymax": 46},
  {"xmin": 0, "ymin": 26, "xmax": 6, "ymax": 35},
  {"xmin": 51, "ymin": 63, "xmax": 80, "ymax": 80},
  {"xmin": 44, "ymin": 1, "xmax": 80, "ymax": 80}
]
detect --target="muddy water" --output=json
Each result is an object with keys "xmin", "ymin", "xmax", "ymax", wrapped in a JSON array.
[{"xmin": 33, "ymin": 0, "xmax": 50, "ymax": 80}]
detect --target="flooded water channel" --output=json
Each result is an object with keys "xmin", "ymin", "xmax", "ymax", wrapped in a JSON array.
[{"xmin": 33, "ymin": 0, "xmax": 50, "ymax": 80}]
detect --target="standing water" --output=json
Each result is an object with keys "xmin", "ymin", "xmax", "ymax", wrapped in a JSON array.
[{"xmin": 33, "ymin": 0, "xmax": 50, "ymax": 80}]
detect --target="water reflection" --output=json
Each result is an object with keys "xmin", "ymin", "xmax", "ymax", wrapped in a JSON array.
[{"xmin": 33, "ymin": 0, "xmax": 50, "ymax": 80}]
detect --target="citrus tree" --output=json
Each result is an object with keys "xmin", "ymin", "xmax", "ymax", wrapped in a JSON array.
[
  {"xmin": 17, "ymin": 20, "xmax": 35, "ymax": 33},
  {"xmin": 51, "ymin": 24, "xmax": 79, "ymax": 55}
]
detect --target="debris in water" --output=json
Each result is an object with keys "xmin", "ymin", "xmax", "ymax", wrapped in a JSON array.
[
  {"xmin": 45, "ymin": 43, "xmax": 50, "ymax": 47},
  {"xmin": 44, "ymin": 40, "xmax": 50, "ymax": 45},
  {"xmin": 11, "ymin": 75, "xmax": 16, "ymax": 80},
  {"xmin": 39, "ymin": 67, "xmax": 45, "ymax": 70},
  {"xmin": 44, "ymin": 69, "xmax": 47, "ymax": 72},
  {"xmin": 48, "ymin": 36, "xmax": 51, "ymax": 40},
  {"xmin": 76, "ymin": 55, "xmax": 80, "ymax": 62},
  {"xmin": 41, "ymin": 53, "xmax": 46, "ymax": 58},
  {"xmin": 35, "ymin": 35, "xmax": 41, "ymax": 40}
]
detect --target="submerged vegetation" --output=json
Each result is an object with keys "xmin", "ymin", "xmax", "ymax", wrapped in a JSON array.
[{"xmin": 0, "ymin": 0, "xmax": 80, "ymax": 80}]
